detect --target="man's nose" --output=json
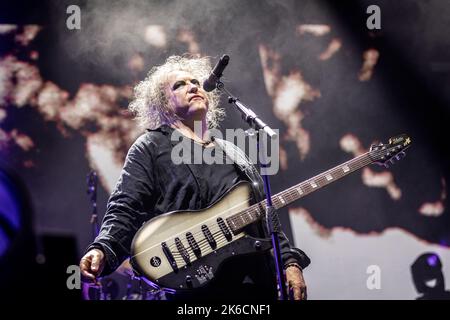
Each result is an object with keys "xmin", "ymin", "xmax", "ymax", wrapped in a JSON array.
[{"xmin": 188, "ymin": 82, "xmax": 199, "ymax": 93}]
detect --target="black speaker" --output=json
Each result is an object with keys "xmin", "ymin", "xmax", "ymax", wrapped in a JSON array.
[
  {"xmin": 35, "ymin": 233, "xmax": 82, "ymax": 300},
  {"xmin": 0, "ymin": 162, "xmax": 36, "ymax": 300}
]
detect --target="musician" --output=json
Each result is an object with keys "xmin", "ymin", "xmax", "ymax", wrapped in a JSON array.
[{"xmin": 80, "ymin": 55, "xmax": 310, "ymax": 300}]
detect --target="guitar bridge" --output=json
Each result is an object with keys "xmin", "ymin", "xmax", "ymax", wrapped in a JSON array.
[{"xmin": 161, "ymin": 242, "xmax": 178, "ymax": 272}]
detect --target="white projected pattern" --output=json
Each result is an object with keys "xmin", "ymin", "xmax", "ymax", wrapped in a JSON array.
[{"xmin": 289, "ymin": 208, "xmax": 450, "ymax": 299}]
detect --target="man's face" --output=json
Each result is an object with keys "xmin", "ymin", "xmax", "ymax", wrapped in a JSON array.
[{"xmin": 165, "ymin": 70, "xmax": 209, "ymax": 122}]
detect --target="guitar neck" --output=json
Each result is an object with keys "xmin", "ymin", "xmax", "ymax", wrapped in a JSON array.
[
  {"xmin": 226, "ymin": 152, "xmax": 374, "ymax": 232},
  {"xmin": 270, "ymin": 152, "xmax": 373, "ymax": 209}
]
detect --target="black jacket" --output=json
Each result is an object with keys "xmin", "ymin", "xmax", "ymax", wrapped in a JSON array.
[{"xmin": 87, "ymin": 125, "xmax": 310, "ymax": 278}]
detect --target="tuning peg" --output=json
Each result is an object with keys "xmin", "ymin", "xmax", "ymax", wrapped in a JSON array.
[
  {"xmin": 371, "ymin": 143, "xmax": 384, "ymax": 151},
  {"xmin": 395, "ymin": 151, "xmax": 407, "ymax": 161}
]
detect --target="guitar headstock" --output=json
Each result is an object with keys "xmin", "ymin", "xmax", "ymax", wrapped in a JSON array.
[{"xmin": 369, "ymin": 134, "xmax": 412, "ymax": 168}]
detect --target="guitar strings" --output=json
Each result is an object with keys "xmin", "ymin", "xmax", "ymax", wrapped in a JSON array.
[
  {"xmin": 171, "ymin": 147, "xmax": 397, "ymax": 246},
  {"xmin": 168, "ymin": 152, "xmax": 378, "ymax": 248},
  {"xmin": 168, "ymin": 224, "xmax": 229, "ymax": 254},
  {"xmin": 168, "ymin": 147, "xmax": 406, "ymax": 263},
  {"xmin": 166, "ymin": 202, "xmax": 258, "ymax": 253},
  {"xmin": 168, "ymin": 156, "xmax": 379, "ymax": 257},
  {"xmin": 145, "ymin": 146, "xmax": 403, "ymax": 261},
  {"xmin": 166, "ymin": 154, "xmax": 382, "ymax": 260},
  {"xmin": 132, "ymin": 195, "xmax": 256, "ymax": 259},
  {"xmin": 165, "ymin": 195, "xmax": 254, "ymax": 242},
  {"xmin": 170, "ymin": 237, "xmax": 230, "ymax": 264}
]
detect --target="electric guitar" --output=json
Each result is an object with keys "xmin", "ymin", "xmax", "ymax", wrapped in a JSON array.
[{"xmin": 130, "ymin": 134, "xmax": 412, "ymax": 292}]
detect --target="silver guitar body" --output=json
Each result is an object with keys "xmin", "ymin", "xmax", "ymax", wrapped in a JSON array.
[{"xmin": 130, "ymin": 182, "xmax": 271, "ymax": 292}]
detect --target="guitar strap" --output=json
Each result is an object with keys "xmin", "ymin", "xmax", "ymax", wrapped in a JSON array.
[
  {"xmin": 212, "ymin": 137, "xmax": 311, "ymax": 269},
  {"xmin": 211, "ymin": 137, "xmax": 266, "ymax": 203}
]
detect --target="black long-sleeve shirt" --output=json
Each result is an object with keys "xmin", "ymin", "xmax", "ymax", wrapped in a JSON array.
[{"xmin": 87, "ymin": 125, "xmax": 310, "ymax": 298}]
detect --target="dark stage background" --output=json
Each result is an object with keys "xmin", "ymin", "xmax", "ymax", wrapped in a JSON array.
[{"xmin": 0, "ymin": 0, "xmax": 449, "ymax": 299}]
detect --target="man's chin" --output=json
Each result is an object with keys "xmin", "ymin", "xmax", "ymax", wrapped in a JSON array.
[
  {"xmin": 177, "ymin": 108, "xmax": 208, "ymax": 123},
  {"xmin": 190, "ymin": 104, "xmax": 208, "ymax": 115}
]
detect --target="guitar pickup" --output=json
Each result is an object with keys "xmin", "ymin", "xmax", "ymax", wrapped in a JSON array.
[
  {"xmin": 175, "ymin": 237, "xmax": 191, "ymax": 265},
  {"xmin": 161, "ymin": 242, "xmax": 178, "ymax": 272},
  {"xmin": 201, "ymin": 225, "xmax": 217, "ymax": 250},
  {"xmin": 186, "ymin": 232, "xmax": 201, "ymax": 258},
  {"xmin": 217, "ymin": 217, "xmax": 232, "ymax": 242}
]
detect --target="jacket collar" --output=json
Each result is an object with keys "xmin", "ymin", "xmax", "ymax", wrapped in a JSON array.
[{"xmin": 146, "ymin": 124, "xmax": 174, "ymax": 135}]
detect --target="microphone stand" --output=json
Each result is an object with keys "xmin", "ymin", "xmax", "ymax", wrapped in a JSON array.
[
  {"xmin": 87, "ymin": 171, "xmax": 99, "ymax": 240},
  {"xmin": 86, "ymin": 171, "xmax": 104, "ymax": 299},
  {"xmin": 216, "ymin": 81, "xmax": 287, "ymax": 300}
]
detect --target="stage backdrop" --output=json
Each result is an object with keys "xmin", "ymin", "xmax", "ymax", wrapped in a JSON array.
[{"xmin": 1, "ymin": 0, "xmax": 449, "ymax": 299}]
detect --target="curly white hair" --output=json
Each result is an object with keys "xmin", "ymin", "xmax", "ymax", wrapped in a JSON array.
[{"xmin": 128, "ymin": 55, "xmax": 224, "ymax": 129}]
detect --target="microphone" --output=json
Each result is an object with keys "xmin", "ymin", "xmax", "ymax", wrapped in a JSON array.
[{"xmin": 203, "ymin": 54, "xmax": 230, "ymax": 92}]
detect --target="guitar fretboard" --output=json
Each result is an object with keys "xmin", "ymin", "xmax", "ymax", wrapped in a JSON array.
[{"xmin": 225, "ymin": 152, "xmax": 373, "ymax": 232}]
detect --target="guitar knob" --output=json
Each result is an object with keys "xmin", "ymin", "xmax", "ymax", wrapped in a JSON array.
[
  {"xmin": 254, "ymin": 241, "xmax": 262, "ymax": 250},
  {"xmin": 185, "ymin": 275, "xmax": 193, "ymax": 288}
]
